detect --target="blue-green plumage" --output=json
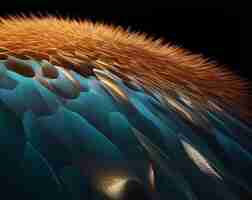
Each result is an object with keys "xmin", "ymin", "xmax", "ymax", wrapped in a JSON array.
[{"xmin": 0, "ymin": 57, "xmax": 251, "ymax": 200}]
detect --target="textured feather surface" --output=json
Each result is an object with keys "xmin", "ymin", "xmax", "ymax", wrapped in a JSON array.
[
  {"xmin": 0, "ymin": 15, "xmax": 251, "ymax": 121},
  {"xmin": 0, "ymin": 15, "xmax": 251, "ymax": 200}
]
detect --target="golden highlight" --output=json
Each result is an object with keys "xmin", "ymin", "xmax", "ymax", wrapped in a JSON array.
[{"xmin": 0, "ymin": 15, "xmax": 250, "ymax": 120}]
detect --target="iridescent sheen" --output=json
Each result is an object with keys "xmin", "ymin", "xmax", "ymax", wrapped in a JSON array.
[{"xmin": 0, "ymin": 57, "xmax": 251, "ymax": 200}]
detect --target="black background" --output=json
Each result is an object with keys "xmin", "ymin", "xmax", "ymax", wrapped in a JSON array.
[{"xmin": 0, "ymin": 2, "xmax": 245, "ymax": 79}]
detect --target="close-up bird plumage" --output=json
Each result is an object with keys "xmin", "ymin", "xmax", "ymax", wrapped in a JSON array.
[{"xmin": 0, "ymin": 14, "xmax": 250, "ymax": 200}]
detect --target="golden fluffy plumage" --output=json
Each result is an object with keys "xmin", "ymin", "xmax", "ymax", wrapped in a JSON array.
[{"xmin": 0, "ymin": 15, "xmax": 250, "ymax": 121}]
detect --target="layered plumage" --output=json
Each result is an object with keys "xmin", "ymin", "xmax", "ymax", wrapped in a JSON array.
[{"xmin": 0, "ymin": 15, "xmax": 251, "ymax": 200}]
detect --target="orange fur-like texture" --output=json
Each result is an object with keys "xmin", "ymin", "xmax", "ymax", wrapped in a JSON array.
[{"xmin": 0, "ymin": 15, "xmax": 251, "ymax": 120}]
